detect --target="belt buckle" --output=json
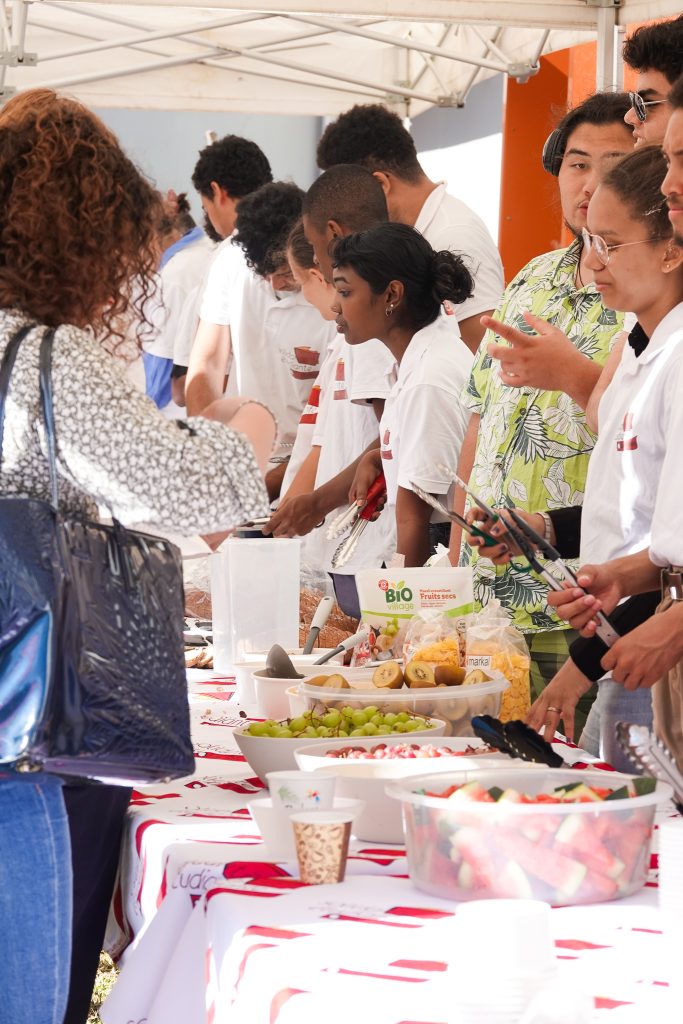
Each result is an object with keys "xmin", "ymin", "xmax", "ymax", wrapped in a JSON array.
[{"xmin": 662, "ymin": 567, "xmax": 683, "ymax": 602}]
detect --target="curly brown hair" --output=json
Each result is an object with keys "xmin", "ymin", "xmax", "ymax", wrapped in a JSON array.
[{"xmin": 0, "ymin": 89, "xmax": 161, "ymax": 349}]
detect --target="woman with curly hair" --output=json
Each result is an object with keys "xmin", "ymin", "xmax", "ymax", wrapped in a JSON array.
[{"xmin": 0, "ymin": 89, "xmax": 275, "ymax": 1023}]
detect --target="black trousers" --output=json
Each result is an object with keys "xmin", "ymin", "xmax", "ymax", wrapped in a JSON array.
[{"xmin": 62, "ymin": 783, "xmax": 132, "ymax": 1024}]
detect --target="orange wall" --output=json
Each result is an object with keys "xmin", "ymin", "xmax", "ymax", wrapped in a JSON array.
[{"xmin": 499, "ymin": 34, "xmax": 640, "ymax": 281}]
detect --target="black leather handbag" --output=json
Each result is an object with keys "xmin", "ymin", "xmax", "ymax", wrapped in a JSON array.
[{"xmin": 0, "ymin": 325, "xmax": 194, "ymax": 783}]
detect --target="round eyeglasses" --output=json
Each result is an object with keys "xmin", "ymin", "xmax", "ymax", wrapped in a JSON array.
[
  {"xmin": 581, "ymin": 228, "xmax": 666, "ymax": 267},
  {"xmin": 628, "ymin": 91, "xmax": 667, "ymax": 123}
]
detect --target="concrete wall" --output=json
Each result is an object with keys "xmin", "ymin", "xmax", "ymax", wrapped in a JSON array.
[{"xmin": 94, "ymin": 106, "xmax": 322, "ymax": 218}]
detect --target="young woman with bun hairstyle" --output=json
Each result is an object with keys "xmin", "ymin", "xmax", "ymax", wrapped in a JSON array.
[
  {"xmin": 0, "ymin": 88, "xmax": 275, "ymax": 1023},
  {"xmin": 336, "ymin": 222, "xmax": 474, "ymax": 566}
]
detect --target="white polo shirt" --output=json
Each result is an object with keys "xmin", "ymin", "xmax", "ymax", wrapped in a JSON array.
[
  {"xmin": 582, "ymin": 303, "xmax": 683, "ymax": 568},
  {"xmin": 300, "ymin": 333, "xmax": 395, "ymax": 573},
  {"xmin": 280, "ymin": 329, "xmax": 337, "ymax": 496},
  {"xmin": 379, "ymin": 314, "xmax": 473, "ymax": 515},
  {"xmin": 143, "ymin": 234, "xmax": 215, "ymax": 360},
  {"xmin": 415, "ymin": 184, "xmax": 505, "ymax": 323},
  {"xmin": 174, "ymin": 241, "xmax": 331, "ymax": 448}
]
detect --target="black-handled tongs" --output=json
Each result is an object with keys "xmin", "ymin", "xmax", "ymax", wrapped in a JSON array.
[
  {"xmin": 472, "ymin": 714, "xmax": 566, "ymax": 767},
  {"xmin": 452, "ymin": 473, "xmax": 620, "ymax": 648}
]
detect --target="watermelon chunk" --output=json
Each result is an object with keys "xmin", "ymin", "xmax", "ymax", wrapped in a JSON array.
[
  {"xmin": 495, "ymin": 832, "xmax": 587, "ymax": 899},
  {"xmin": 554, "ymin": 814, "xmax": 625, "ymax": 879}
]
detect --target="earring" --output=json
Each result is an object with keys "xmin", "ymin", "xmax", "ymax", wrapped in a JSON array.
[{"xmin": 385, "ymin": 304, "xmax": 394, "ymax": 318}]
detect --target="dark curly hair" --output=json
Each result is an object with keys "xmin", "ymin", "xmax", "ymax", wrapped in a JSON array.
[
  {"xmin": 233, "ymin": 182, "xmax": 304, "ymax": 278},
  {"xmin": 623, "ymin": 15, "xmax": 683, "ymax": 85},
  {"xmin": 303, "ymin": 164, "xmax": 388, "ymax": 233},
  {"xmin": 0, "ymin": 88, "xmax": 161, "ymax": 349},
  {"xmin": 317, "ymin": 104, "xmax": 422, "ymax": 182},
  {"xmin": 191, "ymin": 135, "xmax": 272, "ymax": 200},
  {"xmin": 333, "ymin": 223, "xmax": 473, "ymax": 332}
]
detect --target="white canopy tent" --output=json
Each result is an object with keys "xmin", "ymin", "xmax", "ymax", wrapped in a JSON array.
[{"xmin": 0, "ymin": 1, "xmax": 681, "ymax": 116}]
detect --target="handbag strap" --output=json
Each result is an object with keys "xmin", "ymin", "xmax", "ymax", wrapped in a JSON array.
[
  {"xmin": 37, "ymin": 327, "xmax": 60, "ymax": 510},
  {"xmin": 0, "ymin": 324, "xmax": 38, "ymax": 471}
]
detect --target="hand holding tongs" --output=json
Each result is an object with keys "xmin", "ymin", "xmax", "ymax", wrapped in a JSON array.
[
  {"xmin": 330, "ymin": 474, "xmax": 386, "ymax": 569},
  {"xmin": 452, "ymin": 473, "xmax": 620, "ymax": 648},
  {"xmin": 409, "ymin": 482, "xmax": 498, "ymax": 548}
]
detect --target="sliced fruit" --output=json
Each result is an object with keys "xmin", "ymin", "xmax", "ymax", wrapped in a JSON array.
[
  {"xmin": 434, "ymin": 664, "xmax": 466, "ymax": 686},
  {"xmin": 372, "ymin": 661, "xmax": 404, "ymax": 689},
  {"xmin": 463, "ymin": 669, "xmax": 492, "ymax": 685},
  {"xmin": 405, "ymin": 661, "xmax": 436, "ymax": 688},
  {"xmin": 321, "ymin": 674, "xmax": 350, "ymax": 689},
  {"xmin": 306, "ymin": 674, "xmax": 331, "ymax": 687}
]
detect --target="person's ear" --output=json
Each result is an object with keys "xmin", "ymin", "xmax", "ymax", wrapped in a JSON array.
[
  {"xmin": 662, "ymin": 241, "xmax": 683, "ymax": 273},
  {"xmin": 372, "ymin": 170, "xmax": 391, "ymax": 196},
  {"xmin": 326, "ymin": 218, "xmax": 344, "ymax": 241},
  {"xmin": 309, "ymin": 266, "xmax": 327, "ymax": 285},
  {"xmin": 385, "ymin": 280, "xmax": 405, "ymax": 313}
]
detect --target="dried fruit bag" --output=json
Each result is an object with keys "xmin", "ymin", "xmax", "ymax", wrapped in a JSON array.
[
  {"xmin": 403, "ymin": 610, "xmax": 464, "ymax": 668},
  {"xmin": 466, "ymin": 599, "xmax": 531, "ymax": 722},
  {"xmin": 352, "ymin": 568, "xmax": 473, "ymax": 667}
]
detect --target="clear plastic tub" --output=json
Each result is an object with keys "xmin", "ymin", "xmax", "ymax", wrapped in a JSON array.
[
  {"xmin": 387, "ymin": 768, "xmax": 671, "ymax": 906},
  {"xmin": 297, "ymin": 672, "xmax": 509, "ymax": 737}
]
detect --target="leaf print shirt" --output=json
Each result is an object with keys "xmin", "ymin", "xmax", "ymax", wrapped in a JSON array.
[{"xmin": 460, "ymin": 241, "xmax": 625, "ymax": 634}]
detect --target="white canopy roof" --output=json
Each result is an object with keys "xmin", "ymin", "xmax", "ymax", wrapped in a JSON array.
[{"xmin": 1, "ymin": 1, "xmax": 681, "ymax": 115}]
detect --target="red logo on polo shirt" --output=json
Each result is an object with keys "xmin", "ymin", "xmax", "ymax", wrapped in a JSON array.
[
  {"xmin": 299, "ymin": 384, "xmax": 321, "ymax": 425},
  {"xmin": 290, "ymin": 346, "xmax": 320, "ymax": 381},
  {"xmin": 381, "ymin": 428, "xmax": 393, "ymax": 460},
  {"xmin": 616, "ymin": 412, "xmax": 638, "ymax": 452},
  {"xmin": 334, "ymin": 358, "xmax": 348, "ymax": 400}
]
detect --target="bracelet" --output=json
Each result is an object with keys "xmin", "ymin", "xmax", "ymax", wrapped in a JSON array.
[{"xmin": 538, "ymin": 511, "xmax": 553, "ymax": 545}]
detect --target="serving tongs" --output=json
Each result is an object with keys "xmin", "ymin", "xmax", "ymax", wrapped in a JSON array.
[
  {"xmin": 472, "ymin": 714, "xmax": 566, "ymax": 768},
  {"xmin": 330, "ymin": 474, "xmax": 386, "ymax": 569},
  {"xmin": 616, "ymin": 722, "xmax": 683, "ymax": 814},
  {"xmin": 409, "ymin": 482, "xmax": 498, "ymax": 548},
  {"xmin": 451, "ymin": 473, "xmax": 620, "ymax": 648}
]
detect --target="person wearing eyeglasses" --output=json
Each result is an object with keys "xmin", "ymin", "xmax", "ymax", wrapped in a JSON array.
[{"xmin": 622, "ymin": 14, "xmax": 683, "ymax": 147}]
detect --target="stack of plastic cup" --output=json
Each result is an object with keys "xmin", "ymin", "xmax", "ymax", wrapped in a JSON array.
[
  {"xmin": 449, "ymin": 900, "xmax": 558, "ymax": 1023},
  {"xmin": 657, "ymin": 819, "xmax": 683, "ymax": 1000}
]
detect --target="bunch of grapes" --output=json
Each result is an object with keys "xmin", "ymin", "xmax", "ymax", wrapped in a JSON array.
[{"xmin": 245, "ymin": 705, "xmax": 435, "ymax": 739}]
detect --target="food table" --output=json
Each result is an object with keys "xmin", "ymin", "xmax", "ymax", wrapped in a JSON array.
[{"xmin": 101, "ymin": 669, "xmax": 680, "ymax": 1024}]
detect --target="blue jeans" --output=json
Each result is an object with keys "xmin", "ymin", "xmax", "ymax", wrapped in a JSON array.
[
  {"xmin": 579, "ymin": 676, "xmax": 653, "ymax": 773},
  {"xmin": 0, "ymin": 775, "xmax": 72, "ymax": 1024}
]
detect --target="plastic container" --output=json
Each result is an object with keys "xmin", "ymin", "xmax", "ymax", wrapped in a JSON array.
[
  {"xmin": 294, "ymin": 736, "xmax": 511, "ymax": 844},
  {"xmin": 297, "ymin": 672, "xmax": 509, "ymax": 737},
  {"xmin": 387, "ymin": 768, "xmax": 671, "ymax": 906}
]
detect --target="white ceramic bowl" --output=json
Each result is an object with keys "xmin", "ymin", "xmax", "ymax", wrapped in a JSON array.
[
  {"xmin": 252, "ymin": 664, "xmax": 377, "ymax": 719},
  {"xmin": 294, "ymin": 736, "xmax": 508, "ymax": 844},
  {"xmin": 232, "ymin": 649, "xmax": 342, "ymax": 704},
  {"xmin": 248, "ymin": 795, "xmax": 363, "ymax": 860},
  {"xmin": 233, "ymin": 718, "xmax": 448, "ymax": 783}
]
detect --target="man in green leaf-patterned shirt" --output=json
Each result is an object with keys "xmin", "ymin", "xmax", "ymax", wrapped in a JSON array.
[{"xmin": 452, "ymin": 93, "xmax": 634, "ymax": 724}]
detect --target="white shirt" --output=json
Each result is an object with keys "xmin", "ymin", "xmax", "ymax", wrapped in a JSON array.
[
  {"xmin": 175, "ymin": 241, "xmax": 331, "ymax": 447},
  {"xmin": 143, "ymin": 234, "xmax": 215, "ymax": 360},
  {"xmin": 379, "ymin": 315, "xmax": 473, "ymax": 516},
  {"xmin": 301, "ymin": 333, "xmax": 395, "ymax": 573},
  {"xmin": 280, "ymin": 331, "xmax": 336, "ymax": 496},
  {"xmin": 415, "ymin": 184, "xmax": 505, "ymax": 323},
  {"xmin": 645, "ymin": 307, "xmax": 683, "ymax": 568},
  {"xmin": 582, "ymin": 304, "xmax": 683, "ymax": 568}
]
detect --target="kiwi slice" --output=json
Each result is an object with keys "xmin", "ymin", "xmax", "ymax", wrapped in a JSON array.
[
  {"xmin": 321, "ymin": 674, "xmax": 350, "ymax": 689},
  {"xmin": 463, "ymin": 668, "xmax": 492, "ymax": 685},
  {"xmin": 372, "ymin": 661, "xmax": 404, "ymax": 689},
  {"xmin": 434, "ymin": 664, "xmax": 466, "ymax": 687},
  {"xmin": 404, "ymin": 661, "xmax": 436, "ymax": 688}
]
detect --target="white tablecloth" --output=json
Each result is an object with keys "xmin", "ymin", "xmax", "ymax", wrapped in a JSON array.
[{"xmin": 101, "ymin": 670, "xmax": 680, "ymax": 1024}]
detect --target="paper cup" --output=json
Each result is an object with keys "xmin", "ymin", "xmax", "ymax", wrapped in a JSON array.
[
  {"xmin": 455, "ymin": 899, "xmax": 555, "ymax": 978},
  {"xmin": 267, "ymin": 770, "xmax": 336, "ymax": 811},
  {"xmin": 290, "ymin": 806, "xmax": 361, "ymax": 884}
]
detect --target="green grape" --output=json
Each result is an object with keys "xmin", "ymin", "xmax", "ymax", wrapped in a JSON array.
[
  {"xmin": 342, "ymin": 706, "xmax": 355, "ymax": 719},
  {"xmin": 393, "ymin": 722, "xmax": 407, "ymax": 732},
  {"xmin": 248, "ymin": 722, "xmax": 268, "ymax": 736},
  {"xmin": 364, "ymin": 706, "xmax": 379, "ymax": 718},
  {"xmin": 338, "ymin": 728, "xmax": 350, "ymax": 737},
  {"xmin": 376, "ymin": 725, "xmax": 393, "ymax": 735},
  {"xmin": 383, "ymin": 712, "xmax": 397, "ymax": 726},
  {"xmin": 403, "ymin": 719, "xmax": 421, "ymax": 732},
  {"xmin": 350, "ymin": 728, "xmax": 365, "ymax": 736},
  {"xmin": 316, "ymin": 725, "xmax": 329, "ymax": 736},
  {"xmin": 322, "ymin": 710, "xmax": 341, "ymax": 728},
  {"xmin": 303, "ymin": 726, "xmax": 318, "ymax": 738},
  {"xmin": 289, "ymin": 716, "xmax": 308, "ymax": 733},
  {"xmin": 362, "ymin": 722, "xmax": 378, "ymax": 736},
  {"xmin": 396, "ymin": 712, "xmax": 410, "ymax": 723},
  {"xmin": 351, "ymin": 710, "xmax": 367, "ymax": 727},
  {"xmin": 275, "ymin": 728, "xmax": 293, "ymax": 738},
  {"xmin": 265, "ymin": 725, "xmax": 280, "ymax": 736}
]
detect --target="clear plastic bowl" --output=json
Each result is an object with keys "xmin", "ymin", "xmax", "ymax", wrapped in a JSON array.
[
  {"xmin": 387, "ymin": 767, "xmax": 671, "ymax": 906},
  {"xmin": 297, "ymin": 672, "xmax": 509, "ymax": 737}
]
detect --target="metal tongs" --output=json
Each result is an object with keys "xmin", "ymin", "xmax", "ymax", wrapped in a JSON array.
[
  {"xmin": 409, "ymin": 482, "xmax": 498, "ymax": 548},
  {"xmin": 452, "ymin": 473, "xmax": 620, "ymax": 648},
  {"xmin": 329, "ymin": 473, "xmax": 386, "ymax": 569},
  {"xmin": 472, "ymin": 714, "xmax": 566, "ymax": 767},
  {"xmin": 617, "ymin": 722, "xmax": 683, "ymax": 813}
]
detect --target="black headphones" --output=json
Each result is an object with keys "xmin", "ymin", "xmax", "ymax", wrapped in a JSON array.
[{"xmin": 541, "ymin": 127, "xmax": 566, "ymax": 177}]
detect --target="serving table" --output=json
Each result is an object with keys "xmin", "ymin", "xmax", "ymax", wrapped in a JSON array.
[{"xmin": 101, "ymin": 669, "xmax": 680, "ymax": 1024}]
